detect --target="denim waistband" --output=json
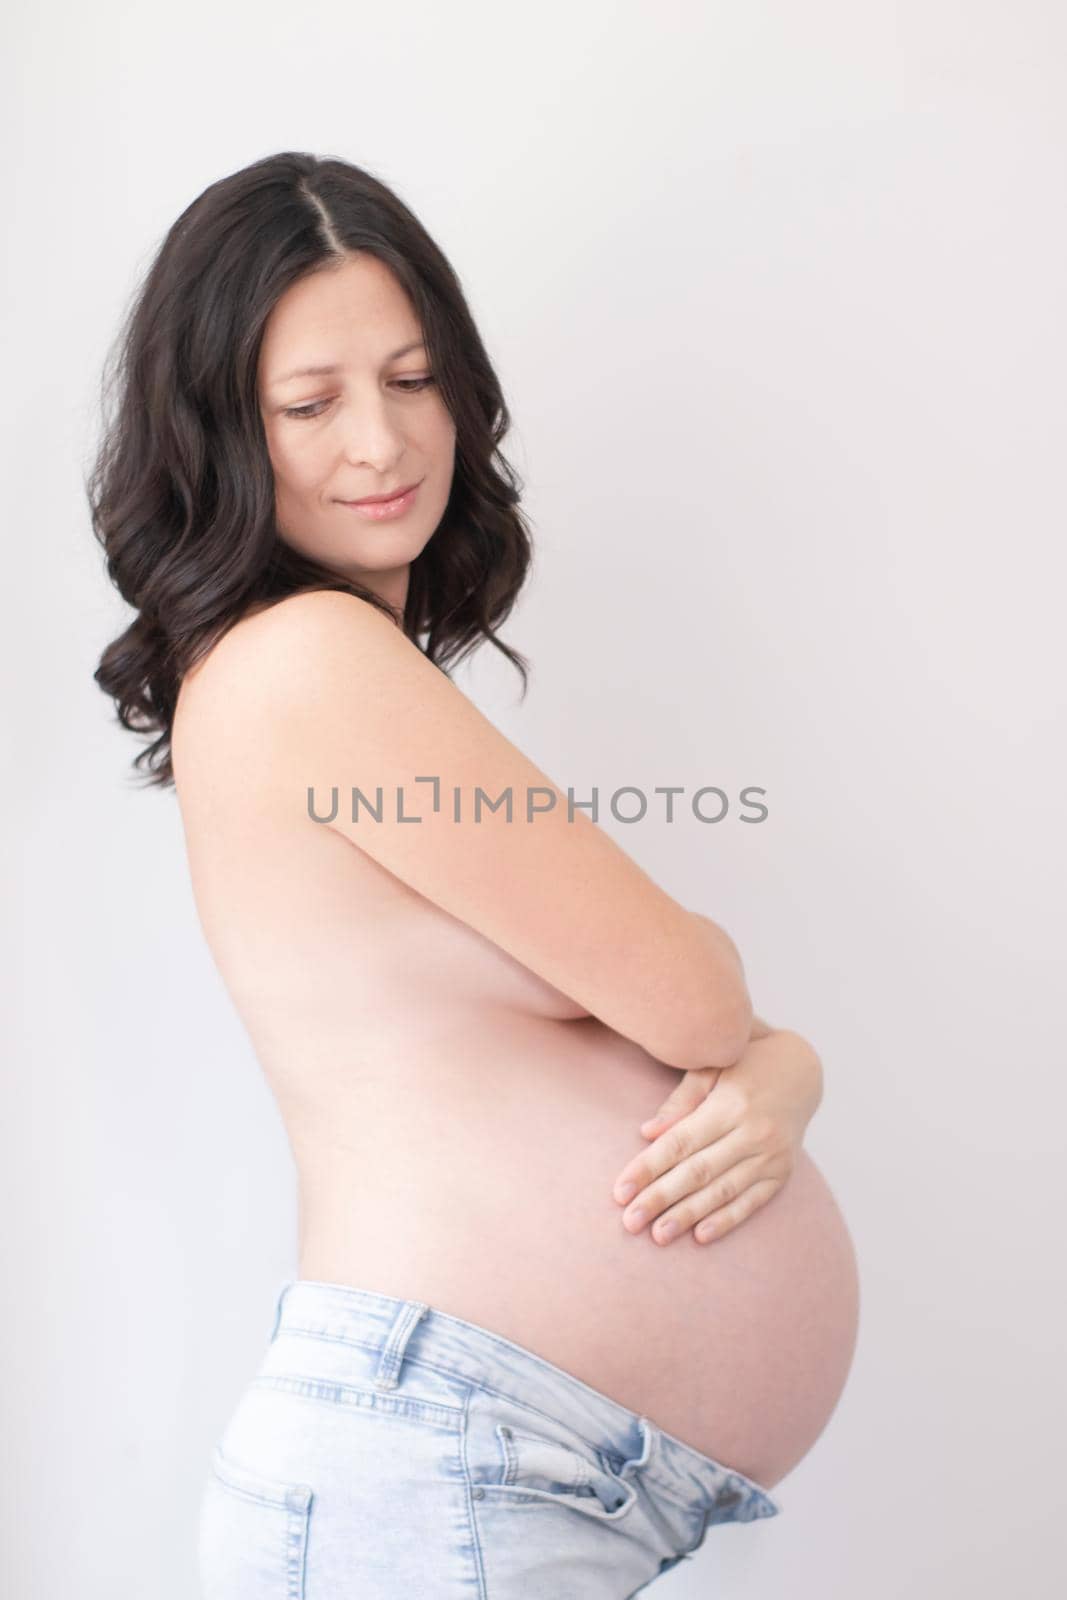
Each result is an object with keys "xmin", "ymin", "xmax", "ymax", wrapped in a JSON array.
[{"xmin": 268, "ymin": 1277, "xmax": 780, "ymax": 1524}]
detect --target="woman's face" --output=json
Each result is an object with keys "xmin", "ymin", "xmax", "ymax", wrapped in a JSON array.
[{"xmin": 257, "ymin": 251, "xmax": 457, "ymax": 615}]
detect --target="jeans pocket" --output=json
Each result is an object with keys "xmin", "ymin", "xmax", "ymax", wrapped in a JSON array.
[
  {"xmin": 198, "ymin": 1443, "xmax": 314, "ymax": 1600},
  {"xmin": 482, "ymin": 1419, "xmax": 638, "ymax": 1521}
]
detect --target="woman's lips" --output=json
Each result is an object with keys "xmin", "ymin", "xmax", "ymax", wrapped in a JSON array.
[{"xmin": 337, "ymin": 482, "xmax": 421, "ymax": 520}]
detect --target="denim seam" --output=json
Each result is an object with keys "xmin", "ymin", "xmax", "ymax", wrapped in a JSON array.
[
  {"xmin": 209, "ymin": 1462, "xmax": 312, "ymax": 1596},
  {"xmin": 286, "ymin": 1497, "xmax": 310, "ymax": 1600},
  {"xmin": 211, "ymin": 1450, "xmax": 303, "ymax": 1510},
  {"xmin": 210, "ymin": 1468, "xmax": 289, "ymax": 1511},
  {"xmin": 459, "ymin": 1382, "xmax": 489, "ymax": 1600},
  {"xmin": 252, "ymin": 1371, "xmax": 463, "ymax": 1426}
]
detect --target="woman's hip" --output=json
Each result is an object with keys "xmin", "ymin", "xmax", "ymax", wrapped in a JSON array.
[{"xmin": 197, "ymin": 1276, "xmax": 780, "ymax": 1598}]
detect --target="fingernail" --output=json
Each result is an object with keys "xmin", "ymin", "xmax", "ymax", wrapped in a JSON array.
[
  {"xmin": 615, "ymin": 1181, "xmax": 637, "ymax": 1204},
  {"xmin": 625, "ymin": 1208, "xmax": 647, "ymax": 1230}
]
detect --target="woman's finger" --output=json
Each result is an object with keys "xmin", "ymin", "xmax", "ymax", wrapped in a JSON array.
[
  {"xmin": 692, "ymin": 1177, "xmax": 782, "ymax": 1244},
  {"xmin": 617, "ymin": 1122, "xmax": 750, "ymax": 1227},
  {"xmin": 641, "ymin": 1157, "xmax": 778, "ymax": 1244},
  {"xmin": 638, "ymin": 1067, "xmax": 719, "ymax": 1138},
  {"xmin": 614, "ymin": 1081, "xmax": 742, "ymax": 1206},
  {"xmin": 614, "ymin": 1107, "xmax": 722, "ymax": 1206}
]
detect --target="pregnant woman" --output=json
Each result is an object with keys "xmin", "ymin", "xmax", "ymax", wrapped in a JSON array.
[{"xmin": 90, "ymin": 152, "xmax": 859, "ymax": 1597}]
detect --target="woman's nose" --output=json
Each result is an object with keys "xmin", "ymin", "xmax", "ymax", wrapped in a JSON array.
[{"xmin": 339, "ymin": 396, "xmax": 405, "ymax": 469}]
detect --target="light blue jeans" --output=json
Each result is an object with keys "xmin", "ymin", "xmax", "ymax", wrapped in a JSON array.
[{"xmin": 198, "ymin": 1278, "xmax": 781, "ymax": 1597}]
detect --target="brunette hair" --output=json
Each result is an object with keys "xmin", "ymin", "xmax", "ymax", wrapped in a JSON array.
[{"xmin": 87, "ymin": 151, "xmax": 533, "ymax": 789}]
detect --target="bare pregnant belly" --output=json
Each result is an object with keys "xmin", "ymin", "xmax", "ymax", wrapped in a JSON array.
[{"xmin": 287, "ymin": 1014, "xmax": 860, "ymax": 1491}]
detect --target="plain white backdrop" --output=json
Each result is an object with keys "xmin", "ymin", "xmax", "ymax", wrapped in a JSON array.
[{"xmin": 4, "ymin": 2, "xmax": 1065, "ymax": 1595}]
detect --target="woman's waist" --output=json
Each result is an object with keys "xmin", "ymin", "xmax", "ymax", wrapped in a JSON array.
[
  {"xmin": 272, "ymin": 1011, "xmax": 681, "ymax": 1162},
  {"xmin": 259, "ymin": 1004, "xmax": 671, "ymax": 1084}
]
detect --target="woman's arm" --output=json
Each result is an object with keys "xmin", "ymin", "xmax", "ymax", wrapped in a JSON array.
[
  {"xmin": 213, "ymin": 591, "xmax": 753, "ymax": 1071},
  {"xmin": 687, "ymin": 911, "xmax": 775, "ymax": 1052}
]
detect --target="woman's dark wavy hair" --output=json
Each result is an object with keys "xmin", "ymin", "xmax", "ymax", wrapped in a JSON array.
[{"xmin": 88, "ymin": 150, "xmax": 533, "ymax": 789}]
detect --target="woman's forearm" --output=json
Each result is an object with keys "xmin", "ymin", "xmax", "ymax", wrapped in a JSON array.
[{"xmin": 686, "ymin": 913, "xmax": 776, "ymax": 1056}]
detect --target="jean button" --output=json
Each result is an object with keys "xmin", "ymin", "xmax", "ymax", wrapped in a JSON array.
[{"xmin": 472, "ymin": 1487, "xmax": 485, "ymax": 1500}]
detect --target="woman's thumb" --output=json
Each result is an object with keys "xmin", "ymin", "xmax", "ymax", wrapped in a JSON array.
[{"xmin": 640, "ymin": 1068, "xmax": 716, "ymax": 1137}]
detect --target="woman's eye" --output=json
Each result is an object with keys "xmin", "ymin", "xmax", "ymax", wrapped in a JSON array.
[{"xmin": 284, "ymin": 376, "xmax": 434, "ymax": 420}]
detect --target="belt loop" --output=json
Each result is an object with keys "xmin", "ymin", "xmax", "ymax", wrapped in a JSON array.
[
  {"xmin": 373, "ymin": 1300, "xmax": 430, "ymax": 1390},
  {"xmin": 268, "ymin": 1279, "xmax": 293, "ymax": 1343},
  {"xmin": 620, "ymin": 1417, "xmax": 656, "ymax": 1478}
]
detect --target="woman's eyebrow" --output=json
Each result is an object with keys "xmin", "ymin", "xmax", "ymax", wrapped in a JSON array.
[{"xmin": 269, "ymin": 340, "xmax": 427, "ymax": 387}]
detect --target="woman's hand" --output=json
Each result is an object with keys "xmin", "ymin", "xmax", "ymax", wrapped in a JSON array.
[{"xmin": 610, "ymin": 1030, "xmax": 824, "ymax": 1246}]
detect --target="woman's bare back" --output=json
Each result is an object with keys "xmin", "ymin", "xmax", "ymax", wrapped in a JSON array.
[{"xmin": 172, "ymin": 602, "xmax": 859, "ymax": 1490}]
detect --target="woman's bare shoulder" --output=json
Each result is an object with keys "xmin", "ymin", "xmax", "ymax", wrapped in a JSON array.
[
  {"xmin": 179, "ymin": 590, "xmax": 392, "ymax": 710},
  {"xmin": 170, "ymin": 594, "xmax": 333, "ymax": 773}
]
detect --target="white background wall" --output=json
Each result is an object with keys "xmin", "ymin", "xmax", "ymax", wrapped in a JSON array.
[{"xmin": 4, "ymin": 3, "xmax": 1064, "ymax": 1595}]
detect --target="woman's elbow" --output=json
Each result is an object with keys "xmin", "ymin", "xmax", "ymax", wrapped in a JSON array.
[{"xmin": 644, "ymin": 989, "xmax": 754, "ymax": 1073}]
